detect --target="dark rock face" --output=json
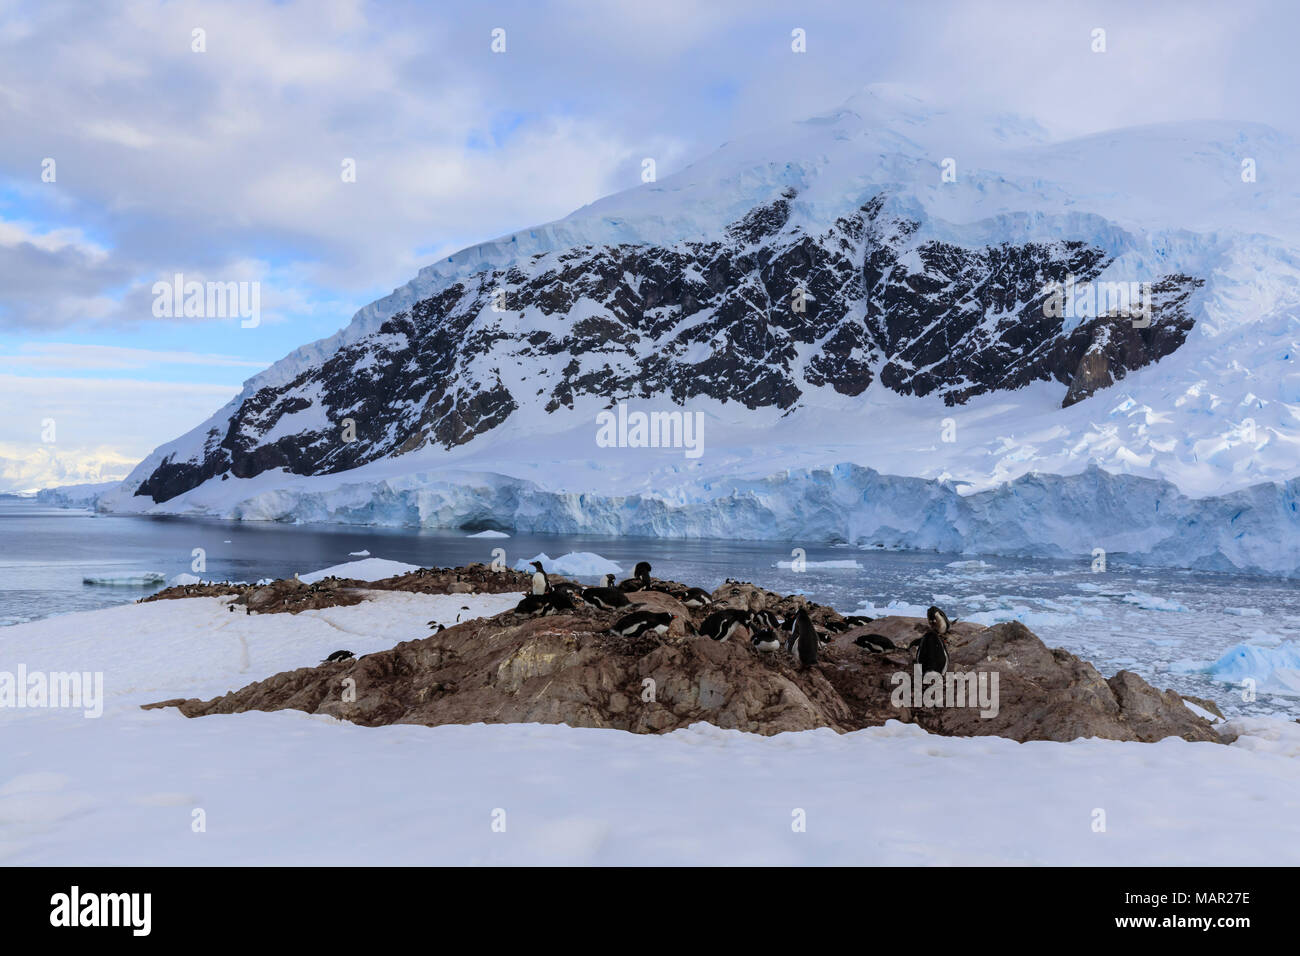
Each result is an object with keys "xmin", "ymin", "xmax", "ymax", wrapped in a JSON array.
[
  {"xmin": 149, "ymin": 573, "xmax": 1219, "ymax": 745},
  {"xmin": 136, "ymin": 192, "xmax": 1203, "ymax": 503}
]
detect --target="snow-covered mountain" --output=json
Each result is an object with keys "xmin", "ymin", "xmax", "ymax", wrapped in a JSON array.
[{"xmin": 92, "ymin": 87, "xmax": 1300, "ymax": 574}]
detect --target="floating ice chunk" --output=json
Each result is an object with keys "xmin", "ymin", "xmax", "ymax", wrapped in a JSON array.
[
  {"xmin": 1224, "ymin": 606, "xmax": 1264, "ymax": 617},
  {"xmin": 466, "ymin": 530, "xmax": 510, "ymax": 538},
  {"xmin": 1122, "ymin": 591, "xmax": 1190, "ymax": 612},
  {"xmin": 774, "ymin": 559, "xmax": 862, "ymax": 570},
  {"xmin": 348, "ymin": 549, "xmax": 371, "ymax": 557},
  {"xmin": 82, "ymin": 572, "xmax": 166, "ymax": 587},
  {"xmin": 300, "ymin": 557, "xmax": 422, "ymax": 584},
  {"xmin": 855, "ymin": 599, "xmax": 930, "ymax": 618},
  {"xmin": 946, "ymin": 559, "xmax": 992, "ymax": 569},
  {"xmin": 514, "ymin": 552, "xmax": 622, "ymax": 577},
  {"xmin": 1197, "ymin": 640, "xmax": 1300, "ymax": 697}
]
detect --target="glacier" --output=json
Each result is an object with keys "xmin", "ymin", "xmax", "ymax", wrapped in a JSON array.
[
  {"xmin": 41, "ymin": 87, "xmax": 1300, "ymax": 579},
  {"xmin": 43, "ymin": 460, "xmax": 1300, "ymax": 578}
]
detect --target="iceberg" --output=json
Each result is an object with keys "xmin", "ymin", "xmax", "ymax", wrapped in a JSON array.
[
  {"xmin": 1207, "ymin": 641, "xmax": 1300, "ymax": 692},
  {"xmin": 82, "ymin": 572, "xmax": 166, "ymax": 587},
  {"xmin": 299, "ymin": 558, "xmax": 422, "ymax": 584},
  {"xmin": 513, "ymin": 552, "xmax": 622, "ymax": 578}
]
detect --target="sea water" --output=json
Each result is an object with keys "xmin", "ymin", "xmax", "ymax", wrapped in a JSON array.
[{"xmin": 2, "ymin": 495, "xmax": 1296, "ymax": 720}]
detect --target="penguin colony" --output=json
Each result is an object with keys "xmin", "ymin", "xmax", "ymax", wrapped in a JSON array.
[{"xmin": 496, "ymin": 560, "xmax": 956, "ymax": 672}]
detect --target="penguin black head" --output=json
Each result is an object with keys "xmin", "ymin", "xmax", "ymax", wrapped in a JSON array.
[
  {"xmin": 530, "ymin": 561, "xmax": 545, "ymax": 572},
  {"xmin": 634, "ymin": 561, "xmax": 651, "ymax": 581},
  {"xmin": 603, "ymin": 573, "xmax": 616, "ymax": 587},
  {"xmin": 927, "ymin": 605, "xmax": 950, "ymax": 636}
]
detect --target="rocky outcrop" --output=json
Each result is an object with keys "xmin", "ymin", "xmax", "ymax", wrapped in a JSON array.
[
  {"xmin": 132, "ymin": 193, "xmax": 1203, "ymax": 504},
  {"xmin": 139, "ymin": 563, "xmax": 546, "ymax": 615},
  {"xmin": 148, "ymin": 572, "xmax": 1219, "ymax": 744}
]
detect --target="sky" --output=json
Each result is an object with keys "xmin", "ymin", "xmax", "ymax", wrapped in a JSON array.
[{"xmin": 1, "ymin": 0, "xmax": 1296, "ymax": 488}]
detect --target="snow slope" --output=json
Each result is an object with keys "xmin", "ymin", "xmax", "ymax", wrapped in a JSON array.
[{"xmin": 2, "ymin": 588, "xmax": 1300, "ymax": 865}]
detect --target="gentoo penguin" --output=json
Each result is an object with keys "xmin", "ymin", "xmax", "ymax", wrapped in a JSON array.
[
  {"xmin": 853, "ymin": 633, "xmax": 896, "ymax": 652},
  {"xmin": 321, "ymin": 649, "xmax": 354, "ymax": 663},
  {"xmin": 786, "ymin": 608, "xmax": 819, "ymax": 668},
  {"xmin": 618, "ymin": 561, "xmax": 653, "ymax": 592},
  {"xmin": 681, "ymin": 587, "xmax": 713, "ymax": 609},
  {"xmin": 844, "ymin": 615, "xmax": 875, "ymax": 627},
  {"xmin": 750, "ymin": 629, "xmax": 781, "ymax": 653},
  {"xmin": 544, "ymin": 588, "xmax": 576, "ymax": 613},
  {"xmin": 514, "ymin": 593, "xmax": 550, "ymax": 617},
  {"xmin": 913, "ymin": 605, "xmax": 950, "ymax": 675},
  {"xmin": 700, "ymin": 608, "xmax": 752, "ymax": 642},
  {"xmin": 749, "ymin": 609, "xmax": 781, "ymax": 631},
  {"xmin": 513, "ymin": 589, "xmax": 574, "ymax": 617},
  {"xmin": 609, "ymin": 609, "xmax": 674, "ymax": 638},
  {"xmin": 927, "ymin": 605, "xmax": 951, "ymax": 636},
  {"xmin": 529, "ymin": 561, "xmax": 549, "ymax": 596},
  {"xmin": 581, "ymin": 580, "xmax": 631, "ymax": 610}
]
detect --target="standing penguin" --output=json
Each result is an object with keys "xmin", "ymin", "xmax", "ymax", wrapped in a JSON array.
[
  {"xmin": 786, "ymin": 608, "xmax": 819, "ymax": 668},
  {"xmin": 529, "ymin": 560, "xmax": 549, "ymax": 596},
  {"xmin": 913, "ymin": 605, "xmax": 950, "ymax": 676},
  {"xmin": 927, "ymin": 605, "xmax": 951, "ymax": 635}
]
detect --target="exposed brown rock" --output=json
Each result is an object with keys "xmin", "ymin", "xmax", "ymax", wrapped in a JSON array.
[
  {"xmin": 1182, "ymin": 694, "xmax": 1225, "ymax": 721},
  {"xmin": 146, "ymin": 572, "xmax": 1221, "ymax": 745},
  {"xmin": 139, "ymin": 563, "xmax": 548, "ymax": 615}
]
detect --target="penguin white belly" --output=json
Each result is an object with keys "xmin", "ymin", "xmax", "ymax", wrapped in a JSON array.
[{"xmin": 531, "ymin": 572, "xmax": 546, "ymax": 595}]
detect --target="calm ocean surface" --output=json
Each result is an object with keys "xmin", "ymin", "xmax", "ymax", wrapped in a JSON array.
[{"xmin": 2, "ymin": 495, "xmax": 1297, "ymax": 719}]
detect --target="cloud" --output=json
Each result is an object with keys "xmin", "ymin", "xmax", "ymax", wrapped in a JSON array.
[
  {"xmin": 0, "ymin": 0, "xmax": 1295, "ymax": 351},
  {"xmin": 0, "ymin": 374, "xmax": 238, "ymax": 458},
  {"xmin": 0, "ymin": 442, "xmax": 138, "ymax": 494},
  {"xmin": 0, "ymin": 342, "xmax": 271, "ymax": 373}
]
